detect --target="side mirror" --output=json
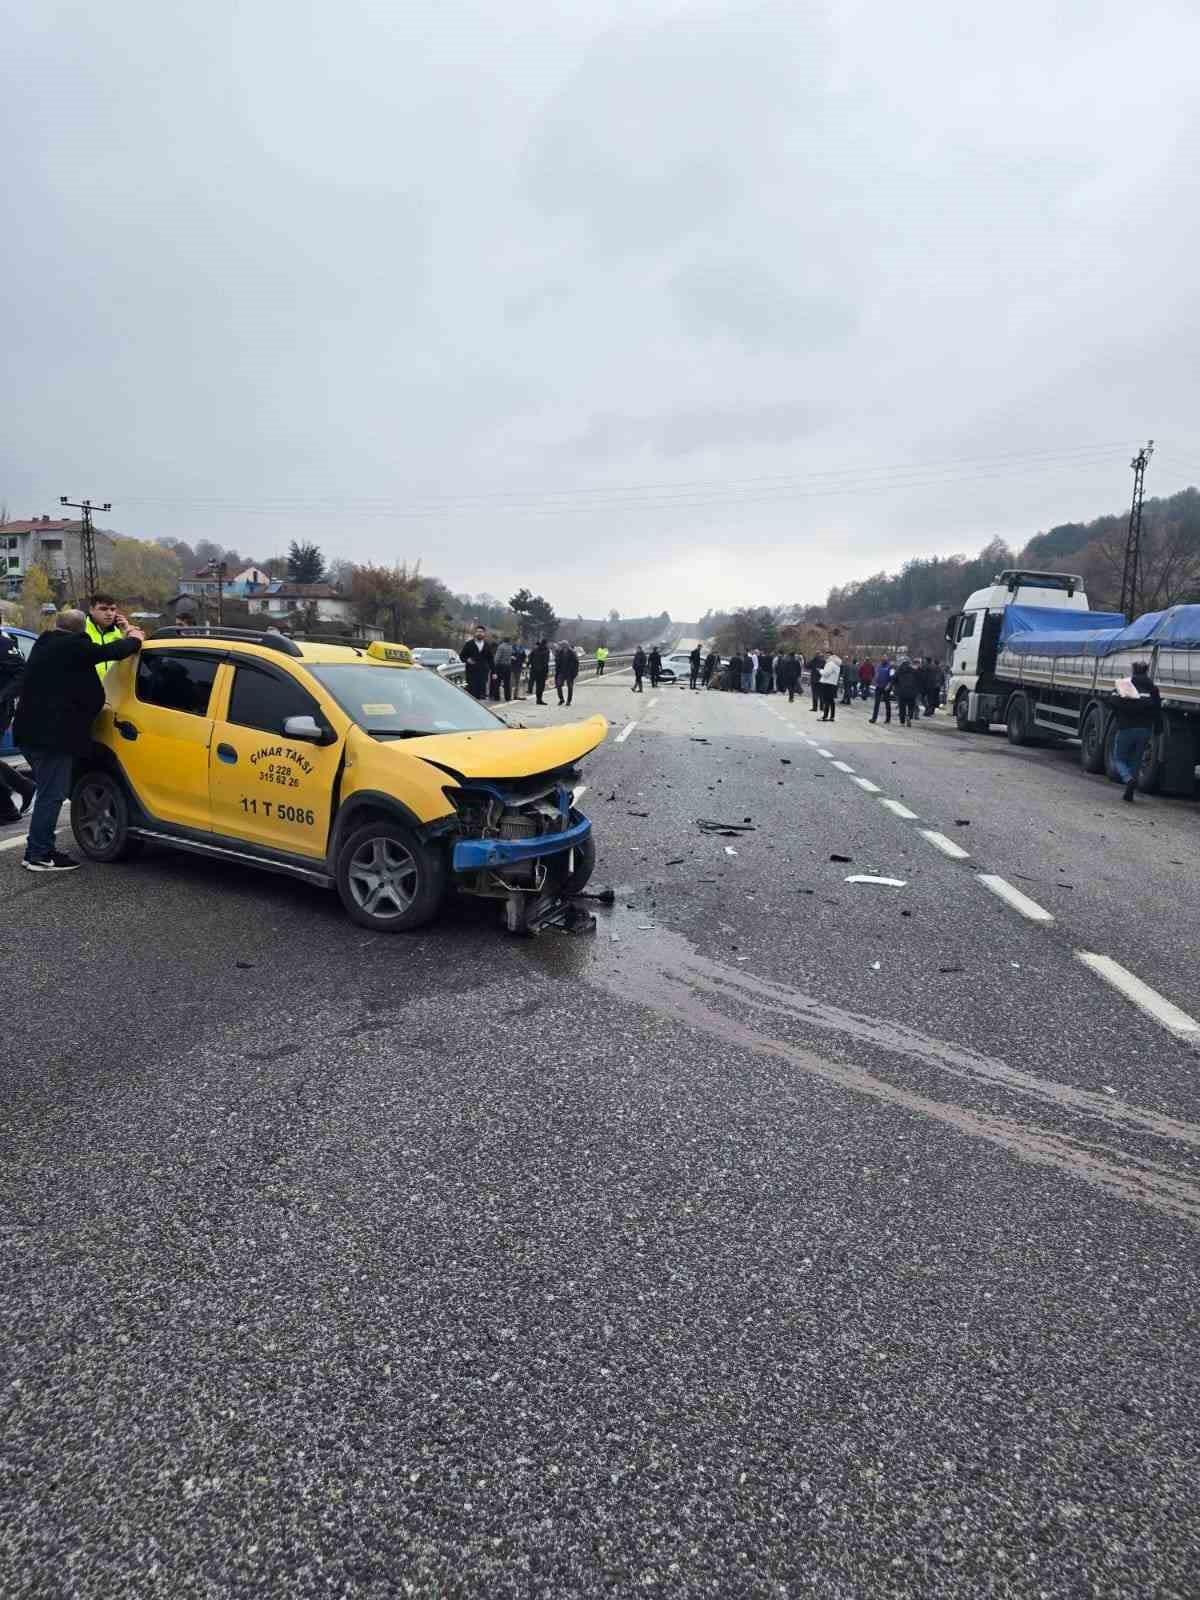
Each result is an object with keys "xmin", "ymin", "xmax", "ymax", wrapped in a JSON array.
[{"xmin": 284, "ymin": 714, "xmax": 330, "ymax": 744}]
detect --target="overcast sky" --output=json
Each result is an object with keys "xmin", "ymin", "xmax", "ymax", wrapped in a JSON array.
[{"xmin": 5, "ymin": 0, "xmax": 1199, "ymax": 618}]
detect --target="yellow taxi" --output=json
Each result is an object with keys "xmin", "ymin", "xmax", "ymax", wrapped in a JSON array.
[{"xmin": 70, "ymin": 628, "xmax": 605, "ymax": 933}]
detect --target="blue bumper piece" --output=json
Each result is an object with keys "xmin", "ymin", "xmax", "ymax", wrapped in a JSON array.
[{"xmin": 452, "ymin": 813, "xmax": 592, "ymax": 872}]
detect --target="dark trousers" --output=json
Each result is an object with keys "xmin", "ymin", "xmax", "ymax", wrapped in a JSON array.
[
  {"xmin": 810, "ymin": 679, "xmax": 820, "ymax": 710},
  {"xmin": 23, "ymin": 748, "xmax": 72, "ymax": 861},
  {"xmin": 841, "ymin": 682, "xmax": 852, "ymax": 704},
  {"xmin": 650, "ymin": 670, "xmax": 660, "ymax": 687},
  {"xmin": 595, "ymin": 661, "xmax": 605, "ymax": 675},
  {"xmin": 633, "ymin": 672, "xmax": 644, "ymax": 692},
  {"xmin": 870, "ymin": 687, "xmax": 891, "ymax": 723},
  {"xmin": 898, "ymin": 695, "xmax": 917, "ymax": 726},
  {"xmin": 467, "ymin": 669, "xmax": 488, "ymax": 699},
  {"xmin": 690, "ymin": 669, "xmax": 699, "ymax": 689},
  {"xmin": 557, "ymin": 679, "xmax": 574, "ymax": 706},
  {"xmin": 787, "ymin": 685, "xmax": 798, "ymax": 702},
  {"xmin": 530, "ymin": 672, "xmax": 547, "ymax": 703},
  {"xmin": 819, "ymin": 683, "xmax": 837, "ymax": 720}
]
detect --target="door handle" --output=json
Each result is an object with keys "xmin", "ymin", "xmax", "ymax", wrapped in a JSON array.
[
  {"xmin": 216, "ymin": 743, "xmax": 238, "ymax": 764},
  {"xmin": 113, "ymin": 718, "xmax": 138, "ymax": 741}
]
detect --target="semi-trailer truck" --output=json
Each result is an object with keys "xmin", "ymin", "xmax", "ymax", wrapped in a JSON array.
[{"xmin": 945, "ymin": 568, "xmax": 1200, "ymax": 797}]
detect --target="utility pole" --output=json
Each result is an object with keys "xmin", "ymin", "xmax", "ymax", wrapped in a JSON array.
[
  {"xmin": 1118, "ymin": 441, "xmax": 1154, "ymax": 622},
  {"xmin": 59, "ymin": 496, "xmax": 110, "ymax": 604},
  {"xmin": 203, "ymin": 559, "xmax": 229, "ymax": 625}
]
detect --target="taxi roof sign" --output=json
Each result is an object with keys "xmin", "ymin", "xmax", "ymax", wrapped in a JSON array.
[{"xmin": 366, "ymin": 641, "xmax": 414, "ymax": 667}]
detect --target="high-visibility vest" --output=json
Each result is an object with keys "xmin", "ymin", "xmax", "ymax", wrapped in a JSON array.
[
  {"xmin": 85, "ymin": 615, "xmax": 124, "ymax": 679},
  {"xmin": 595, "ymin": 647, "xmax": 608, "ymax": 661}
]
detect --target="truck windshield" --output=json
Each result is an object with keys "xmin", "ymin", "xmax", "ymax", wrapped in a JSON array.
[{"xmin": 308, "ymin": 664, "xmax": 504, "ymax": 736}]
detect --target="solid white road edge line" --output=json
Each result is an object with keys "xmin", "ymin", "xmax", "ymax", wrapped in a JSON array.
[
  {"xmin": 614, "ymin": 722, "xmax": 638, "ymax": 744},
  {"xmin": 852, "ymin": 777, "xmax": 881, "ymax": 793},
  {"xmin": 921, "ymin": 829, "xmax": 971, "ymax": 860},
  {"xmin": 1076, "ymin": 952, "xmax": 1200, "ymax": 1039},
  {"xmin": 977, "ymin": 873, "xmax": 1054, "ymax": 923},
  {"xmin": 879, "ymin": 799, "xmax": 919, "ymax": 820},
  {"xmin": 0, "ymin": 823, "xmax": 65, "ymax": 854}
]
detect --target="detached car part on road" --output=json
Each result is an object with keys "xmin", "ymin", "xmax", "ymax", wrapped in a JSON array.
[{"xmin": 70, "ymin": 629, "xmax": 606, "ymax": 934}]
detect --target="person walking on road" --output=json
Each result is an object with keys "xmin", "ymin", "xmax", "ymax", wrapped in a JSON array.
[
  {"xmin": 528, "ymin": 638, "xmax": 550, "ymax": 704},
  {"xmin": 648, "ymin": 647, "xmax": 662, "ymax": 688},
  {"xmin": 742, "ymin": 651, "xmax": 755, "ymax": 694},
  {"xmin": 778, "ymin": 651, "xmax": 801, "ymax": 703},
  {"xmin": 511, "ymin": 640, "xmax": 527, "ymax": 699},
  {"xmin": 918, "ymin": 656, "xmax": 939, "ymax": 717},
  {"xmin": 840, "ymin": 658, "xmax": 856, "ymax": 705},
  {"xmin": 858, "ymin": 657, "xmax": 874, "ymax": 701},
  {"xmin": 631, "ymin": 646, "xmax": 647, "ymax": 693},
  {"xmin": 894, "ymin": 657, "xmax": 919, "ymax": 726},
  {"xmin": 493, "ymin": 637, "xmax": 513, "ymax": 702},
  {"xmin": 14, "ymin": 608, "xmax": 144, "ymax": 873},
  {"xmin": 594, "ymin": 644, "xmax": 608, "ymax": 676},
  {"xmin": 689, "ymin": 646, "xmax": 702, "ymax": 690},
  {"xmin": 701, "ymin": 650, "xmax": 719, "ymax": 688},
  {"xmin": 870, "ymin": 658, "xmax": 893, "ymax": 724},
  {"xmin": 555, "ymin": 641, "xmax": 579, "ymax": 707},
  {"xmin": 1109, "ymin": 661, "xmax": 1161, "ymax": 802},
  {"xmin": 808, "ymin": 652, "xmax": 825, "ymax": 711},
  {"xmin": 461, "ymin": 625, "xmax": 493, "ymax": 700},
  {"xmin": 819, "ymin": 654, "xmax": 841, "ymax": 721}
]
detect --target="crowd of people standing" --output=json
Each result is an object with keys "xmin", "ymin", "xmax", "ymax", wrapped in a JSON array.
[
  {"xmin": 460, "ymin": 626, "xmax": 581, "ymax": 707},
  {"xmin": 713, "ymin": 647, "xmax": 946, "ymax": 726}
]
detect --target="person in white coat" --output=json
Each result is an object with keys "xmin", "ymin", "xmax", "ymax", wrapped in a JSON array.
[{"xmin": 819, "ymin": 654, "xmax": 842, "ymax": 722}]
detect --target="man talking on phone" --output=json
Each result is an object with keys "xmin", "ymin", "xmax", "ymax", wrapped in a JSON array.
[{"xmin": 85, "ymin": 593, "xmax": 130, "ymax": 679}]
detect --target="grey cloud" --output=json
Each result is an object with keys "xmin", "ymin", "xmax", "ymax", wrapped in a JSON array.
[
  {"xmin": 670, "ymin": 255, "xmax": 857, "ymax": 352},
  {"xmin": 571, "ymin": 402, "xmax": 825, "ymax": 460}
]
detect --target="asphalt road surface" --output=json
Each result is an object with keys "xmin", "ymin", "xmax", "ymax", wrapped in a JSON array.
[{"xmin": 4, "ymin": 674, "xmax": 1200, "ymax": 1598}]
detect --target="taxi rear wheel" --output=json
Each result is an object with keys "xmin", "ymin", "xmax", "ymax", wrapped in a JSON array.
[
  {"xmin": 336, "ymin": 819, "xmax": 445, "ymax": 932},
  {"xmin": 71, "ymin": 770, "xmax": 142, "ymax": 862}
]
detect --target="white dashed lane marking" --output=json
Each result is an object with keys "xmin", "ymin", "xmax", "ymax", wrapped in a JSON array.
[
  {"xmin": 879, "ymin": 799, "xmax": 919, "ymax": 820},
  {"xmin": 977, "ymin": 873, "xmax": 1054, "ymax": 923},
  {"xmin": 614, "ymin": 722, "xmax": 638, "ymax": 744},
  {"xmin": 831, "ymin": 760, "xmax": 856, "ymax": 773},
  {"xmin": 817, "ymin": 748, "xmax": 834, "ymax": 759},
  {"xmin": 1075, "ymin": 953, "xmax": 1200, "ymax": 1040},
  {"xmin": 852, "ymin": 777, "xmax": 881, "ymax": 793},
  {"xmin": 921, "ymin": 829, "xmax": 971, "ymax": 861}
]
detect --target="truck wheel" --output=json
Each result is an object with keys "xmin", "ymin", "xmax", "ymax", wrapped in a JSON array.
[
  {"xmin": 954, "ymin": 690, "xmax": 986, "ymax": 733},
  {"xmin": 70, "ymin": 770, "xmax": 142, "ymax": 862},
  {"xmin": 1079, "ymin": 705, "xmax": 1106, "ymax": 773},
  {"xmin": 335, "ymin": 819, "xmax": 446, "ymax": 931},
  {"xmin": 1103, "ymin": 716, "xmax": 1122, "ymax": 782},
  {"xmin": 1137, "ymin": 731, "xmax": 1163, "ymax": 793},
  {"xmin": 1006, "ymin": 694, "xmax": 1032, "ymax": 746}
]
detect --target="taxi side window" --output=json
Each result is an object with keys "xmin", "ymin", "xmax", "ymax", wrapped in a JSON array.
[
  {"xmin": 136, "ymin": 652, "xmax": 220, "ymax": 716},
  {"xmin": 228, "ymin": 663, "xmax": 320, "ymax": 734}
]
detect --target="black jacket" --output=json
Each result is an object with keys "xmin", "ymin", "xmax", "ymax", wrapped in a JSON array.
[
  {"xmin": 13, "ymin": 628, "xmax": 141, "ymax": 755},
  {"xmin": 555, "ymin": 646, "xmax": 579, "ymax": 681},
  {"xmin": 1108, "ymin": 671, "xmax": 1162, "ymax": 731},
  {"xmin": 777, "ymin": 656, "xmax": 800, "ymax": 688},
  {"xmin": 528, "ymin": 642, "xmax": 550, "ymax": 678},
  {"xmin": 893, "ymin": 661, "xmax": 919, "ymax": 699},
  {"xmin": 632, "ymin": 649, "xmax": 647, "ymax": 673}
]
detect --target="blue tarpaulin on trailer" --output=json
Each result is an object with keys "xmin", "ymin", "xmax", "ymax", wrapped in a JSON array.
[{"xmin": 1000, "ymin": 603, "xmax": 1200, "ymax": 658}]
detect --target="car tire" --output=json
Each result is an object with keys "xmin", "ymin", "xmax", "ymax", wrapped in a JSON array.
[
  {"xmin": 1079, "ymin": 704, "xmax": 1107, "ymax": 773},
  {"xmin": 559, "ymin": 827, "xmax": 596, "ymax": 897},
  {"xmin": 335, "ymin": 818, "xmax": 446, "ymax": 932},
  {"xmin": 70, "ymin": 769, "xmax": 142, "ymax": 862}
]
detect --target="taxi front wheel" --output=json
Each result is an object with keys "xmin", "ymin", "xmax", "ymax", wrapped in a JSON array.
[
  {"xmin": 335, "ymin": 819, "xmax": 446, "ymax": 932},
  {"xmin": 71, "ymin": 770, "xmax": 143, "ymax": 863}
]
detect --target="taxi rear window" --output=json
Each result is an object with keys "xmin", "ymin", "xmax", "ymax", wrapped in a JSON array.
[{"xmin": 308, "ymin": 664, "xmax": 502, "ymax": 736}]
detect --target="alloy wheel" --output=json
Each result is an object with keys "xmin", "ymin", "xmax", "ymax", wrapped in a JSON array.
[{"xmin": 346, "ymin": 836, "xmax": 420, "ymax": 920}]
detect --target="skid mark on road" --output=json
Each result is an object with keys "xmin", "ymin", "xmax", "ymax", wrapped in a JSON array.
[{"xmin": 583, "ymin": 919, "xmax": 1200, "ymax": 1227}]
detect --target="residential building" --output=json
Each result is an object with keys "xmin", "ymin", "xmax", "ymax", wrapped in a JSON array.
[
  {"xmin": 178, "ymin": 564, "xmax": 273, "ymax": 599},
  {"xmin": 0, "ymin": 515, "xmax": 115, "ymax": 599},
  {"xmin": 244, "ymin": 582, "xmax": 355, "ymax": 623}
]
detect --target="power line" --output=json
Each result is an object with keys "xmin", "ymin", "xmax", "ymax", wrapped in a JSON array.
[{"xmin": 110, "ymin": 440, "xmax": 1130, "ymax": 521}]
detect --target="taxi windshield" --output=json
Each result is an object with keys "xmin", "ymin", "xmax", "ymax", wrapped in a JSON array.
[{"xmin": 308, "ymin": 663, "xmax": 504, "ymax": 737}]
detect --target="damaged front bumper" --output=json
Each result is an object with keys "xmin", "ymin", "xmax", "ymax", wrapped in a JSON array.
[{"xmin": 451, "ymin": 812, "xmax": 592, "ymax": 871}]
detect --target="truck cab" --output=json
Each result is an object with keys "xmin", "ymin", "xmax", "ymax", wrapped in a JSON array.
[{"xmin": 945, "ymin": 570, "xmax": 1088, "ymax": 730}]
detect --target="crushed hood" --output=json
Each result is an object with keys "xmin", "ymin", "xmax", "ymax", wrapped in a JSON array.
[{"xmin": 394, "ymin": 714, "xmax": 608, "ymax": 781}]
